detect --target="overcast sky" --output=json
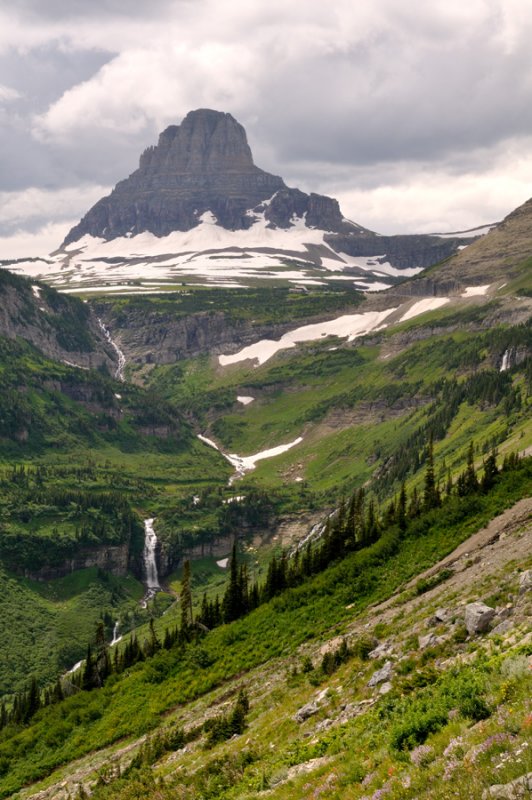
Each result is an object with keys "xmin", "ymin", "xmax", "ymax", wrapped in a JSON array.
[{"xmin": 1, "ymin": 0, "xmax": 532, "ymax": 256}]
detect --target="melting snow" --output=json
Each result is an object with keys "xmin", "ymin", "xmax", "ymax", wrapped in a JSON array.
[
  {"xmin": 399, "ymin": 298, "xmax": 450, "ymax": 322},
  {"xmin": 461, "ymin": 285, "xmax": 490, "ymax": 297},
  {"xmin": 219, "ymin": 308, "xmax": 398, "ymax": 367},
  {"xmin": 237, "ymin": 396, "xmax": 254, "ymax": 405},
  {"xmin": 198, "ymin": 433, "xmax": 304, "ymax": 478}
]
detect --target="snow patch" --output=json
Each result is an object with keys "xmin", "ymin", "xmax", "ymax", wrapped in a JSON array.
[
  {"xmin": 461, "ymin": 285, "xmax": 490, "ymax": 297},
  {"xmin": 217, "ymin": 558, "xmax": 229, "ymax": 569},
  {"xmin": 237, "ymin": 396, "xmax": 254, "ymax": 405},
  {"xmin": 399, "ymin": 298, "xmax": 450, "ymax": 322},
  {"xmin": 219, "ymin": 308, "xmax": 398, "ymax": 367}
]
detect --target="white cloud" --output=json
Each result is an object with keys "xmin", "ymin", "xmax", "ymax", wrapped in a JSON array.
[
  {"xmin": 2, "ymin": 0, "xmax": 532, "ymax": 243},
  {"xmin": 0, "ymin": 221, "xmax": 74, "ymax": 258},
  {"xmin": 0, "ymin": 84, "xmax": 21, "ymax": 102},
  {"xmin": 0, "ymin": 185, "xmax": 110, "ymax": 230}
]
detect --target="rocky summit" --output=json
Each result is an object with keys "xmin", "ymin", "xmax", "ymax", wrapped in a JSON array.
[
  {"xmin": 64, "ymin": 109, "xmax": 357, "ymax": 242},
  {"xmin": 6, "ymin": 110, "xmax": 489, "ymax": 292}
]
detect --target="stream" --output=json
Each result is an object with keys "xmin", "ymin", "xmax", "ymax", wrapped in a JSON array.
[
  {"xmin": 97, "ymin": 317, "xmax": 126, "ymax": 381},
  {"xmin": 141, "ymin": 517, "xmax": 161, "ymax": 607}
]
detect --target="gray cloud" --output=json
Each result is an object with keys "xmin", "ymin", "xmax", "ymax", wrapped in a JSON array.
[{"xmin": 1, "ymin": 0, "xmax": 532, "ymax": 246}]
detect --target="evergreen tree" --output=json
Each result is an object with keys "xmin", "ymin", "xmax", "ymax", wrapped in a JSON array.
[
  {"xmin": 423, "ymin": 435, "xmax": 440, "ymax": 510},
  {"xmin": 464, "ymin": 441, "xmax": 479, "ymax": 494},
  {"xmin": 180, "ymin": 560, "xmax": 193, "ymax": 636},
  {"xmin": 481, "ymin": 449, "xmax": 498, "ymax": 492},
  {"xmin": 397, "ymin": 482, "xmax": 407, "ymax": 532},
  {"xmin": 223, "ymin": 543, "xmax": 243, "ymax": 622},
  {"xmin": 82, "ymin": 644, "xmax": 95, "ymax": 691}
]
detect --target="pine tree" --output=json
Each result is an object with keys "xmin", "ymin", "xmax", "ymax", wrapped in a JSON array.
[
  {"xmin": 94, "ymin": 621, "xmax": 111, "ymax": 687},
  {"xmin": 423, "ymin": 435, "xmax": 440, "ymax": 510},
  {"xmin": 481, "ymin": 449, "xmax": 498, "ymax": 492},
  {"xmin": 223, "ymin": 544, "xmax": 243, "ymax": 622},
  {"xmin": 397, "ymin": 482, "xmax": 407, "ymax": 532},
  {"xmin": 180, "ymin": 560, "xmax": 193, "ymax": 636},
  {"xmin": 464, "ymin": 441, "xmax": 479, "ymax": 494},
  {"xmin": 82, "ymin": 644, "xmax": 95, "ymax": 691}
]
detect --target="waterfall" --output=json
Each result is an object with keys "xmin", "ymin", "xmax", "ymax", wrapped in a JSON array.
[
  {"xmin": 500, "ymin": 348, "xmax": 512, "ymax": 372},
  {"xmin": 142, "ymin": 518, "xmax": 161, "ymax": 606},
  {"xmin": 97, "ymin": 318, "xmax": 126, "ymax": 381},
  {"xmin": 110, "ymin": 621, "xmax": 122, "ymax": 646}
]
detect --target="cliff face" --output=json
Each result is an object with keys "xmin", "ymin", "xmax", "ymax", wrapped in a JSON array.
[
  {"xmin": 94, "ymin": 304, "xmax": 300, "ymax": 366},
  {"xmin": 63, "ymin": 109, "xmax": 362, "ymax": 244},
  {"xmin": 22, "ymin": 543, "xmax": 131, "ymax": 581},
  {"xmin": 0, "ymin": 269, "xmax": 116, "ymax": 371}
]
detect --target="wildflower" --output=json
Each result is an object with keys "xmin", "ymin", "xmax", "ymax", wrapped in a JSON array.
[{"xmin": 410, "ymin": 744, "xmax": 434, "ymax": 767}]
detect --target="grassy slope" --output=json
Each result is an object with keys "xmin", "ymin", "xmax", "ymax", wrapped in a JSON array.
[
  {"xmin": 0, "ymin": 460, "xmax": 530, "ymax": 798},
  {"xmin": 147, "ymin": 308, "xmax": 532, "ymax": 498}
]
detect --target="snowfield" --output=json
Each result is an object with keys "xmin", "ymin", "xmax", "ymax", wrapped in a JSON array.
[
  {"xmin": 6, "ymin": 210, "xmax": 424, "ymax": 292},
  {"xmin": 219, "ymin": 308, "xmax": 398, "ymax": 366}
]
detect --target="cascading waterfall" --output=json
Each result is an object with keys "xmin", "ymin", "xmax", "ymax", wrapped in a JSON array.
[
  {"xmin": 142, "ymin": 518, "xmax": 161, "ymax": 606},
  {"xmin": 97, "ymin": 318, "xmax": 126, "ymax": 381},
  {"xmin": 500, "ymin": 348, "xmax": 512, "ymax": 372},
  {"xmin": 110, "ymin": 621, "xmax": 122, "ymax": 646}
]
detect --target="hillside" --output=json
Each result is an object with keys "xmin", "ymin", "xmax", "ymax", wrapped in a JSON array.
[
  {"xmin": 0, "ymin": 183, "xmax": 530, "ymax": 799},
  {"xmin": 0, "ymin": 455, "xmax": 530, "ymax": 800}
]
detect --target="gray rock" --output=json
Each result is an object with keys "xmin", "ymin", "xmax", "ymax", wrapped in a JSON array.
[
  {"xmin": 490, "ymin": 620, "xmax": 514, "ymax": 636},
  {"xmin": 465, "ymin": 602, "xmax": 496, "ymax": 635},
  {"xmin": 294, "ymin": 688, "xmax": 329, "ymax": 723},
  {"xmin": 379, "ymin": 681, "xmax": 393, "ymax": 695},
  {"xmin": 419, "ymin": 633, "xmax": 440, "ymax": 650},
  {"xmin": 519, "ymin": 570, "xmax": 532, "ymax": 594},
  {"xmin": 495, "ymin": 604, "xmax": 514, "ymax": 621},
  {"xmin": 435, "ymin": 607, "xmax": 451, "ymax": 622},
  {"xmin": 368, "ymin": 660, "xmax": 394, "ymax": 687},
  {"xmin": 482, "ymin": 771, "xmax": 532, "ymax": 798},
  {"xmin": 294, "ymin": 701, "xmax": 321, "ymax": 723},
  {"xmin": 369, "ymin": 642, "xmax": 394, "ymax": 660}
]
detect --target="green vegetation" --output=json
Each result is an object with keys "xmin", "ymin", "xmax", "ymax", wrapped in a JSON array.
[
  {"xmin": 0, "ymin": 450, "xmax": 528, "ymax": 797},
  {"xmin": 94, "ymin": 284, "xmax": 363, "ymax": 327}
]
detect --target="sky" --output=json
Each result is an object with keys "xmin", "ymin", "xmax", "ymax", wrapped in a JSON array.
[{"xmin": 1, "ymin": 0, "xmax": 532, "ymax": 257}]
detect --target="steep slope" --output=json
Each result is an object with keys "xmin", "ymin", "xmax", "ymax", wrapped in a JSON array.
[
  {"xmin": 419, "ymin": 195, "xmax": 532, "ymax": 288},
  {"xmin": 2, "ymin": 460, "xmax": 531, "ymax": 800},
  {"xmin": 0, "ymin": 268, "xmax": 116, "ymax": 371}
]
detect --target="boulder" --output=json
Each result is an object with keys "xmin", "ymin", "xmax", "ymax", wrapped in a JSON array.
[
  {"xmin": 518, "ymin": 570, "xmax": 532, "ymax": 594},
  {"xmin": 369, "ymin": 642, "xmax": 394, "ymax": 660},
  {"xmin": 294, "ymin": 688, "xmax": 330, "ymax": 723},
  {"xmin": 482, "ymin": 771, "xmax": 532, "ymax": 798},
  {"xmin": 464, "ymin": 602, "xmax": 496, "ymax": 635},
  {"xmin": 368, "ymin": 660, "xmax": 393, "ymax": 687},
  {"xmin": 418, "ymin": 633, "xmax": 441, "ymax": 650}
]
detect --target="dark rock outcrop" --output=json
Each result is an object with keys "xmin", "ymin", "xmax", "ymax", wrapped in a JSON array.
[{"xmin": 64, "ymin": 110, "xmax": 360, "ymax": 243}]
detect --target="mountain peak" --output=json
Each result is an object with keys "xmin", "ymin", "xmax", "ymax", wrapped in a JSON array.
[
  {"xmin": 142, "ymin": 108, "xmax": 257, "ymax": 174},
  {"xmin": 63, "ymin": 109, "xmax": 289, "ymax": 243}
]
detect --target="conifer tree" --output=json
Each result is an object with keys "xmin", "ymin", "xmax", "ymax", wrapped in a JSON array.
[
  {"xmin": 397, "ymin": 482, "xmax": 407, "ymax": 532},
  {"xmin": 180, "ymin": 560, "xmax": 193, "ymax": 636},
  {"xmin": 223, "ymin": 543, "xmax": 243, "ymax": 622},
  {"xmin": 481, "ymin": 449, "xmax": 498, "ymax": 492},
  {"xmin": 423, "ymin": 435, "xmax": 440, "ymax": 510}
]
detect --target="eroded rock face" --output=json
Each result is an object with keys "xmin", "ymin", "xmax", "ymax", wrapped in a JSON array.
[{"xmin": 465, "ymin": 602, "xmax": 496, "ymax": 635}]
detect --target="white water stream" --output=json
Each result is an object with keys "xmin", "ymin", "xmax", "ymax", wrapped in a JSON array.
[
  {"xmin": 500, "ymin": 348, "xmax": 512, "ymax": 372},
  {"xmin": 142, "ymin": 517, "xmax": 161, "ymax": 606},
  {"xmin": 97, "ymin": 317, "xmax": 126, "ymax": 381},
  {"xmin": 110, "ymin": 621, "xmax": 122, "ymax": 646}
]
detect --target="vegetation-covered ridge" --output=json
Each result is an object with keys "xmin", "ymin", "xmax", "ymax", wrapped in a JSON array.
[{"xmin": 0, "ymin": 446, "xmax": 529, "ymax": 798}]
